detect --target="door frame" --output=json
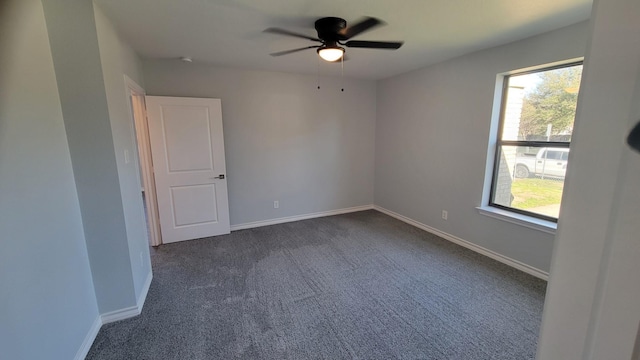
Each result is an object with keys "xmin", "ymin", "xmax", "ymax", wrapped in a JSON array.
[{"xmin": 124, "ymin": 75, "xmax": 162, "ymax": 246}]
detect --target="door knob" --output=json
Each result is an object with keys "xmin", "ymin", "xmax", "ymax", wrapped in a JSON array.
[{"xmin": 213, "ymin": 174, "xmax": 225, "ymax": 179}]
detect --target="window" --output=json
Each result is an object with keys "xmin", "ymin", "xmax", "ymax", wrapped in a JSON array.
[{"xmin": 489, "ymin": 62, "xmax": 583, "ymax": 222}]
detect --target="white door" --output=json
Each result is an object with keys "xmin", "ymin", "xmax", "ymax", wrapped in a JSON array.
[{"xmin": 146, "ymin": 96, "xmax": 230, "ymax": 243}]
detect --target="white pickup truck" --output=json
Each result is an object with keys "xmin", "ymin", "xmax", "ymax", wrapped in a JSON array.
[{"xmin": 514, "ymin": 148, "xmax": 569, "ymax": 178}]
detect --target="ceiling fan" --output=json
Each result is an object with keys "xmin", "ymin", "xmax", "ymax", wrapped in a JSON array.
[{"xmin": 265, "ymin": 17, "xmax": 403, "ymax": 62}]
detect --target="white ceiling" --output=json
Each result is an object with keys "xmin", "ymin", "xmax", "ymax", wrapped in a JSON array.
[{"xmin": 94, "ymin": 0, "xmax": 592, "ymax": 80}]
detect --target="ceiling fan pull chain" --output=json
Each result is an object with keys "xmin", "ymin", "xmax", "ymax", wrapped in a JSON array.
[
  {"xmin": 317, "ymin": 56, "xmax": 321, "ymax": 90},
  {"xmin": 341, "ymin": 55, "xmax": 344, "ymax": 92}
]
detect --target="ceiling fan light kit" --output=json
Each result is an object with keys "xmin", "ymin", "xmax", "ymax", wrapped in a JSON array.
[{"xmin": 317, "ymin": 46, "xmax": 344, "ymax": 62}]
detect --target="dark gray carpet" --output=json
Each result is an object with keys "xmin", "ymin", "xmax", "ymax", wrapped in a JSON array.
[{"xmin": 87, "ymin": 210, "xmax": 546, "ymax": 359}]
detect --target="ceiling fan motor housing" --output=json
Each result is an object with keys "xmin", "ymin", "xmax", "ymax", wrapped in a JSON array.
[{"xmin": 314, "ymin": 17, "xmax": 347, "ymax": 41}]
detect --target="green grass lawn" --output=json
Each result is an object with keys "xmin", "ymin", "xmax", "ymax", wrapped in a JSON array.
[{"xmin": 511, "ymin": 178, "xmax": 565, "ymax": 209}]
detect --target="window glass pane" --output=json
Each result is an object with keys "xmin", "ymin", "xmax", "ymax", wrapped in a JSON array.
[
  {"xmin": 501, "ymin": 64, "xmax": 583, "ymax": 142},
  {"xmin": 546, "ymin": 150, "xmax": 562, "ymax": 160},
  {"xmin": 492, "ymin": 145, "xmax": 567, "ymax": 219}
]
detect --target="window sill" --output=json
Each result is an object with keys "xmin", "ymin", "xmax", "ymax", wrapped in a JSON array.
[{"xmin": 476, "ymin": 206, "xmax": 557, "ymax": 235}]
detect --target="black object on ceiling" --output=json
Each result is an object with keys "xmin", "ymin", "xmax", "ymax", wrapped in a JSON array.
[
  {"xmin": 265, "ymin": 17, "xmax": 403, "ymax": 61},
  {"xmin": 628, "ymin": 121, "xmax": 640, "ymax": 153}
]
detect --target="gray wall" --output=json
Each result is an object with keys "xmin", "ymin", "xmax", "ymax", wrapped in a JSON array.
[
  {"xmin": 94, "ymin": 4, "xmax": 151, "ymax": 302},
  {"xmin": 537, "ymin": 0, "xmax": 640, "ymax": 357},
  {"xmin": 0, "ymin": 0, "xmax": 99, "ymax": 358},
  {"xmin": 374, "ymin": 21, "xmax": 589, "ymax": 272},
  {"xmin": 142, "ymin": 63, "xmax": 376, "ymax": 226},
  {"xmin": 41, "ymin": 0, "xmax": 139, "ymax": 313}
]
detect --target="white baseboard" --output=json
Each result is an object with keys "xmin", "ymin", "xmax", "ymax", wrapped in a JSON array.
[
  {"xmin": 101, "ymin": 270, "xmax": 153, "ymax": 325},
  {"xmin": 230, "ymin": 205, "xmax": 374, "ymax": 231},
  {"xmin": 137, "ymin": 270, "xmax": 153, "ymax": 312},
  {"xmin": 74, "ymin": 315, "xmax": 102, "ymax": 360},
  {"xmin": 373, "ymin": 205, "xmax": 549, "ymax": 280},
  {"xmin": 100, "ymin": 305, "xmax": 139, "ymax": 325},
  {"xmin": 75, "ymin": 271, "xmax": 153, "ymax": 358}
]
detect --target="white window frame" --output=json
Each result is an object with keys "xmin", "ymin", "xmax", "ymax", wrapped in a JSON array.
[{"xmin": 478, "ymin": 59, "xmax": 583, "ymax": 232}]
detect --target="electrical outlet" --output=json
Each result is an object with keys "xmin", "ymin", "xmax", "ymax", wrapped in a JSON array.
[
  {"xmin": 442, "ymin": 210, "xmax": 448, "ymax": 220},
  {"xmin": 274, "ymin": 201, "xmax": 279, "ymax": 209}
]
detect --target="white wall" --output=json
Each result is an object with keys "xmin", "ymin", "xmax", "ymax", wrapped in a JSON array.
[
  {"xmin": 374, "ymin": 21, "xmax": 589, "ymax": 272},
  {"xmin": 142, "ymin": 63, "xmax": 377, "ymax": 226},
  {"xmin": 537, "ymin": 0, "xmax": 640, "ymax": 357},
  {"xmin": 94, "ymin": 3, "xmax": 151, "ymax": 304},
  {"xmin": 0, "ymin": 0, "xmax": 99, "ymax": 358}
]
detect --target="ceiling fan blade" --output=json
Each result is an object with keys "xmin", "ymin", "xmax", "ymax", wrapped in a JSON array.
[
  {"xmin": 345, "ymin": 40, "xmax": 403, "ymax": 49},
  {"xmin": 339, "ymin": 17, "xmax": 383, "ymax": 40},
  {"xmin": 264, "ymin": 28, "xmax": 322, "ymax": 42},
  {"xmin": 270, "ymin": 46, "xmax": 319, "ymax": 57}
]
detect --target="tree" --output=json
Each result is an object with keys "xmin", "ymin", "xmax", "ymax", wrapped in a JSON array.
[{"xmin": 519, "ymin": 66, "xmax": 583, "ymax": 141}]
